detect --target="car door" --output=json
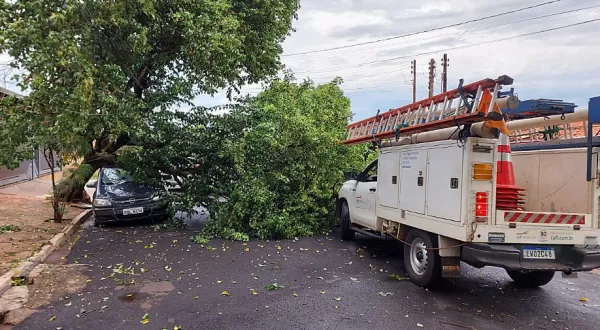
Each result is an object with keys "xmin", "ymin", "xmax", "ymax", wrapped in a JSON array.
[{"xmin": 352, "ymin": 160, "xmax": 378, "ymax": 229}]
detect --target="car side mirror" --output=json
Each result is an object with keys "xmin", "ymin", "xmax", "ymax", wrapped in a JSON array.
[{"xmin": 85, "ymin": 180, "xmax": 97, "ymax": 188}]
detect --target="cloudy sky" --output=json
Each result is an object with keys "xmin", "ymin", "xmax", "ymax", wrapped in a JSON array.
[
  {"xmin": 2, "ymin": 0, "xmax": 598, "ymax": 122},
  {"xmin": 196, "ymin": 0, "xmax": 600, "ymax": 121}
]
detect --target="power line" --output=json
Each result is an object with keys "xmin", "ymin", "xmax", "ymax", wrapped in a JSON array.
[
  {"xmin": 292, "ymin": 18, "xmax": 600, "ymax": 75},
  {"xmin": 283, "ymin": 0, "xmax": 563, "ymax": 56},
  {"xmin": 284, "ymin": 4, "xmax": 600, "ymax": 65}
]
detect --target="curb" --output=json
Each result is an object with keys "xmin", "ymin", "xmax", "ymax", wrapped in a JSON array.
[{"xmin": 0, "ymin": 209, "xmax": 92, "ymax": 294}]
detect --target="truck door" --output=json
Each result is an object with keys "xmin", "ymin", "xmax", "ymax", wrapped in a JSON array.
[{"xmin": 352, "ymin": 160, "xmax": 378, "ymax": 229}]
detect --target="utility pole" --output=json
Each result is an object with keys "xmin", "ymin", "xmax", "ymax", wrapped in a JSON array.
[
  {"xmin": 428, "ymin": 59, "xmax": 436, "ymax": 98},
  {"xmin": 411, "ymin": 59, "xmax": 416, "ymax": 103},
  {"xmin": 441, "ymin": 54, "xmax": 449, "ymax": 93}
]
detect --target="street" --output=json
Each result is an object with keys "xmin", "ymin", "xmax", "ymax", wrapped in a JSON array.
[{"xmin": 15, "ymin": 219, "xmax": 600, "ymax": 330}]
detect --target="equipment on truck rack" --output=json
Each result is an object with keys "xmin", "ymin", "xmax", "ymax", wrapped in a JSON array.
[
  {"xmin": 502, "ymin": 98, "xmax": 576, "ymax": 119},
  {"xmin": 343, "ymin": 76, "xmax": 516, "ymax": 146}
]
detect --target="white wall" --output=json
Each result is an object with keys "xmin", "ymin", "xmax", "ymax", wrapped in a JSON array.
[{"xmin": 512, "ymin": 148, "xmax": 599, "ymax": 226}]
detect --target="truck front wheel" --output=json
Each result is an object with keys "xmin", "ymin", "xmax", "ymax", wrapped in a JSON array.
[
  {"xmin": 340, "ymin": 201, "xmax": 355, "ymax": 241},
  {"xmin": 506, "ymin": 270, "xmax": 555, "ymax": 288},
  {"xmin": 403, "ymin": 229, "xmax": 441, "ymax": 288}
]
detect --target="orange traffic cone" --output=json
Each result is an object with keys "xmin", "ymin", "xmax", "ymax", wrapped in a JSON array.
[{"xmin": 496, "ymin": 133, "xmax": 526, "ymax": 210}]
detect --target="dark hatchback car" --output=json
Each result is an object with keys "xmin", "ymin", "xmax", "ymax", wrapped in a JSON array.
[{"xmin": 87, "ymin": 167, "xmax": 169, "ymax": 226}]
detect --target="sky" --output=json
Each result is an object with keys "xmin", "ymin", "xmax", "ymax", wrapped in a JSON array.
[
  {"xmin": 193, "ymin": 0, "xmax": 600, "ymax": 121},
  {"xmin": 2, "ymin": 0, "xmax": 599, "ymax": 122}
]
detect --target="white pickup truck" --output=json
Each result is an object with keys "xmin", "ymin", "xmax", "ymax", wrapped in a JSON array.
[{"xmin": 337, "ymin": 136, "xmax": 600, "ymax": 288}]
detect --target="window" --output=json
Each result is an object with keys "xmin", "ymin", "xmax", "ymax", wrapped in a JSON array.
[
  {"xmin": 101, "ymin": 168, "xmax": 134, "ymax": 185},
  {"xmin": 362, "ymin": 161, "xmax": 378, "ymax": 182}
]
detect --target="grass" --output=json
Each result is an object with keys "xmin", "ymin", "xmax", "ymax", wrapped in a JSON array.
[{"xmin": 0, "ymin": 224, "xmax": 20, "ymax": 234}]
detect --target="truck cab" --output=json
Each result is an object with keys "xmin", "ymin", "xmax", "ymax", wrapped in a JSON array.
[{"xmin": 339, "ymin": 160, "xmax": 378, "ymax": 233}]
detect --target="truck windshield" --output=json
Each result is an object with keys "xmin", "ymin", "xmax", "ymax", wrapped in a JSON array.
[{"xmin": 101, "ymin": 168, "xmax": 134, "ymax": 185}]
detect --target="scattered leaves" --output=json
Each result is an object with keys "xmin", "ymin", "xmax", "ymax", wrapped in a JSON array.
[
  {"xmin": 251, "ymin": 289, "xmax": 258, "ymax": 295},
  {"xmin": 334, "ymin": 297, "xmax": 341, "ymax": 301},
  {"xmin": 417, "ymin": 323, "xmax": 423, "ymax": 327},
  {"xmin": 221, "ymin": 291, "xmax": 229, "ymax": 296},
  {"xmin": 292, "ymin": 292, "xmax": 298, "ymax": 297},
  {"xmin": 378, "ymin": 292, "xmax": 393, "ymax": 297},
  {"xmin": 580, "ymin": 296, "xmax": 589, "ymax": 303},
  {"xmin": 141, "ymin": 313, "xmax": 149, "ymax": 325},
  {"xmin": 164, "ymin": 266, "xmax": 172, "ymax": 272},
  {"xmin": 320, "ymin": 290, "xmax": 326, "ymax": 294},
  {"xmin": 49, "ymin": 316, "xmax": 56, "ymax": 321},
  {"xmin": 264, "ymin": 283, "xmax": 283, "ymax": 291},
  {"xmin": 388, "ymin": 274, "xmax": 407, "ymax": 281}
]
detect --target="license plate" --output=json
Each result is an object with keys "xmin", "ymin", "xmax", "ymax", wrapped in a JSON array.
[
  {"xmin": 523, "ymin": 246, "xmax": 555, "ymax": 259},
  {"xmin": 123, "ymin": 207, "xmax": 144, "ymax": 215}
]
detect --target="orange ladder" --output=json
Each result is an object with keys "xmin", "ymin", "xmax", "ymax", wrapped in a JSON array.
[{"xmin": 343, "ymin": 75, "xmax": 513, "ymax": 146}]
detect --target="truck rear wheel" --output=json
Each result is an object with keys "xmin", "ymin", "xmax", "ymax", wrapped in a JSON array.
[
  {"xmin": 340, "ymin": 201, "xmax": 355, "ymax": 241},
  {"xmin": 506, "ymin": 270, "xmax": 555, "ymax": 288},
  {"xmin": 403, "ymin": 229, "xmax": 441, "ymax": 288}
]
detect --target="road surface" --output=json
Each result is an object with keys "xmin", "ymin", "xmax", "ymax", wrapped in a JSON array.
[{"xmin": 15, "ymin": 220, "xmax": 600, "ymax": 330}]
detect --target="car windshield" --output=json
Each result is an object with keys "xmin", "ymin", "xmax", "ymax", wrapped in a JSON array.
[{"xmin": 101, "ymin": 168, "xmax": 134, "ymax": 185}]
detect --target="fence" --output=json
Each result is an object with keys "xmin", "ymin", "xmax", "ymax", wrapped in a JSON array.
[{"xmin": 0, "ymin": 149, "xmax": 60, "ymax": 187}]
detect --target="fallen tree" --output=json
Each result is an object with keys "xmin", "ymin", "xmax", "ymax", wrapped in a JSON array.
[{"xmin": 118, "ymin": 77, "xmax": 375, "ymax": 239}]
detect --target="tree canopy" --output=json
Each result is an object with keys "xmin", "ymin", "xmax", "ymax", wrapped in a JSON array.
[{"xmin": 0, "ymin": 0, "xmax": 300, "ymax": 199}]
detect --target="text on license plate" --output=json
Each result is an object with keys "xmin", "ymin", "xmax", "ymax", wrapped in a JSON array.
[
  {"xmin": 123, "ymin": 207, "xmax": 144, "ymax": 215},
  {"xmin": 523, "ymin": 246, "xmax": 555, "ymax": 259}
]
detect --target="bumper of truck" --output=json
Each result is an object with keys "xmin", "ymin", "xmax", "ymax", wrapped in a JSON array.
[{"xmin": 462, "ymin": 243, "xmax": 600, "ymax": 272}]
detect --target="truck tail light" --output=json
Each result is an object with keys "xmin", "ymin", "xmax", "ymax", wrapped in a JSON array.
[{"xmin": 475, "ymin": 192, "xmax": 488, "ymax": 223}]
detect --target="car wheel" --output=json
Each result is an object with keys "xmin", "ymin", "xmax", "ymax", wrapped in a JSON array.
[
  {"xmin": 506, "ymin": 270, "xmax": 555, "ymax": 288},
  {"xmin": 403, "ymin": 229, "xmax": 441, "ymax": 288},
  {"xmin": 340, "ymin": 201, "xmax": 355, "ymax": 241}
]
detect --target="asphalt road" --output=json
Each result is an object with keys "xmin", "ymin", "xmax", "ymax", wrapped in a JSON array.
[{"xmin": 16, "ymin": 219, "xmax": 600, "ymax": 330}]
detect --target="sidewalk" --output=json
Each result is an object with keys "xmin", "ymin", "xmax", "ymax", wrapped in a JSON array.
[{"xmin": 0, "ymin": 172, "xmax": 62, "ymax": 198}]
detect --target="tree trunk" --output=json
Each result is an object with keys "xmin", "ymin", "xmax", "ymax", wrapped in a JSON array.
[
  {"xmin": 57, "ymin": 132, "xmax": 130, "ymax": 202},
  {"xmin": 57, "ymin": 151, "xmax": 116, "ymax": 202},
  {"xmin": 42, "ymin": 147, "xmax": 63, "ymax": 223},
  {"xmin": 49, "ymin": 158, "xmax": 63, "ymax": 223}
]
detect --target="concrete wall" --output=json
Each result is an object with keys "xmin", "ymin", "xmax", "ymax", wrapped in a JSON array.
[
  {"xmin": 0, "ymin": 161, "xmax": 31, "ymax": 187},
  {"xmin": 512, "ymin": 148, "xmax": 598, "ymax": 218},
  {"xmin": 0, "ymin": 150, "xmax": 60, "ymax": 187}
]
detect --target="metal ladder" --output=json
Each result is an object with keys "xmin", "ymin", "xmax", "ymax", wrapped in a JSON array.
[{"xmin": 343, "ymin": 75, "xmax": 513, "ymax": 146}]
